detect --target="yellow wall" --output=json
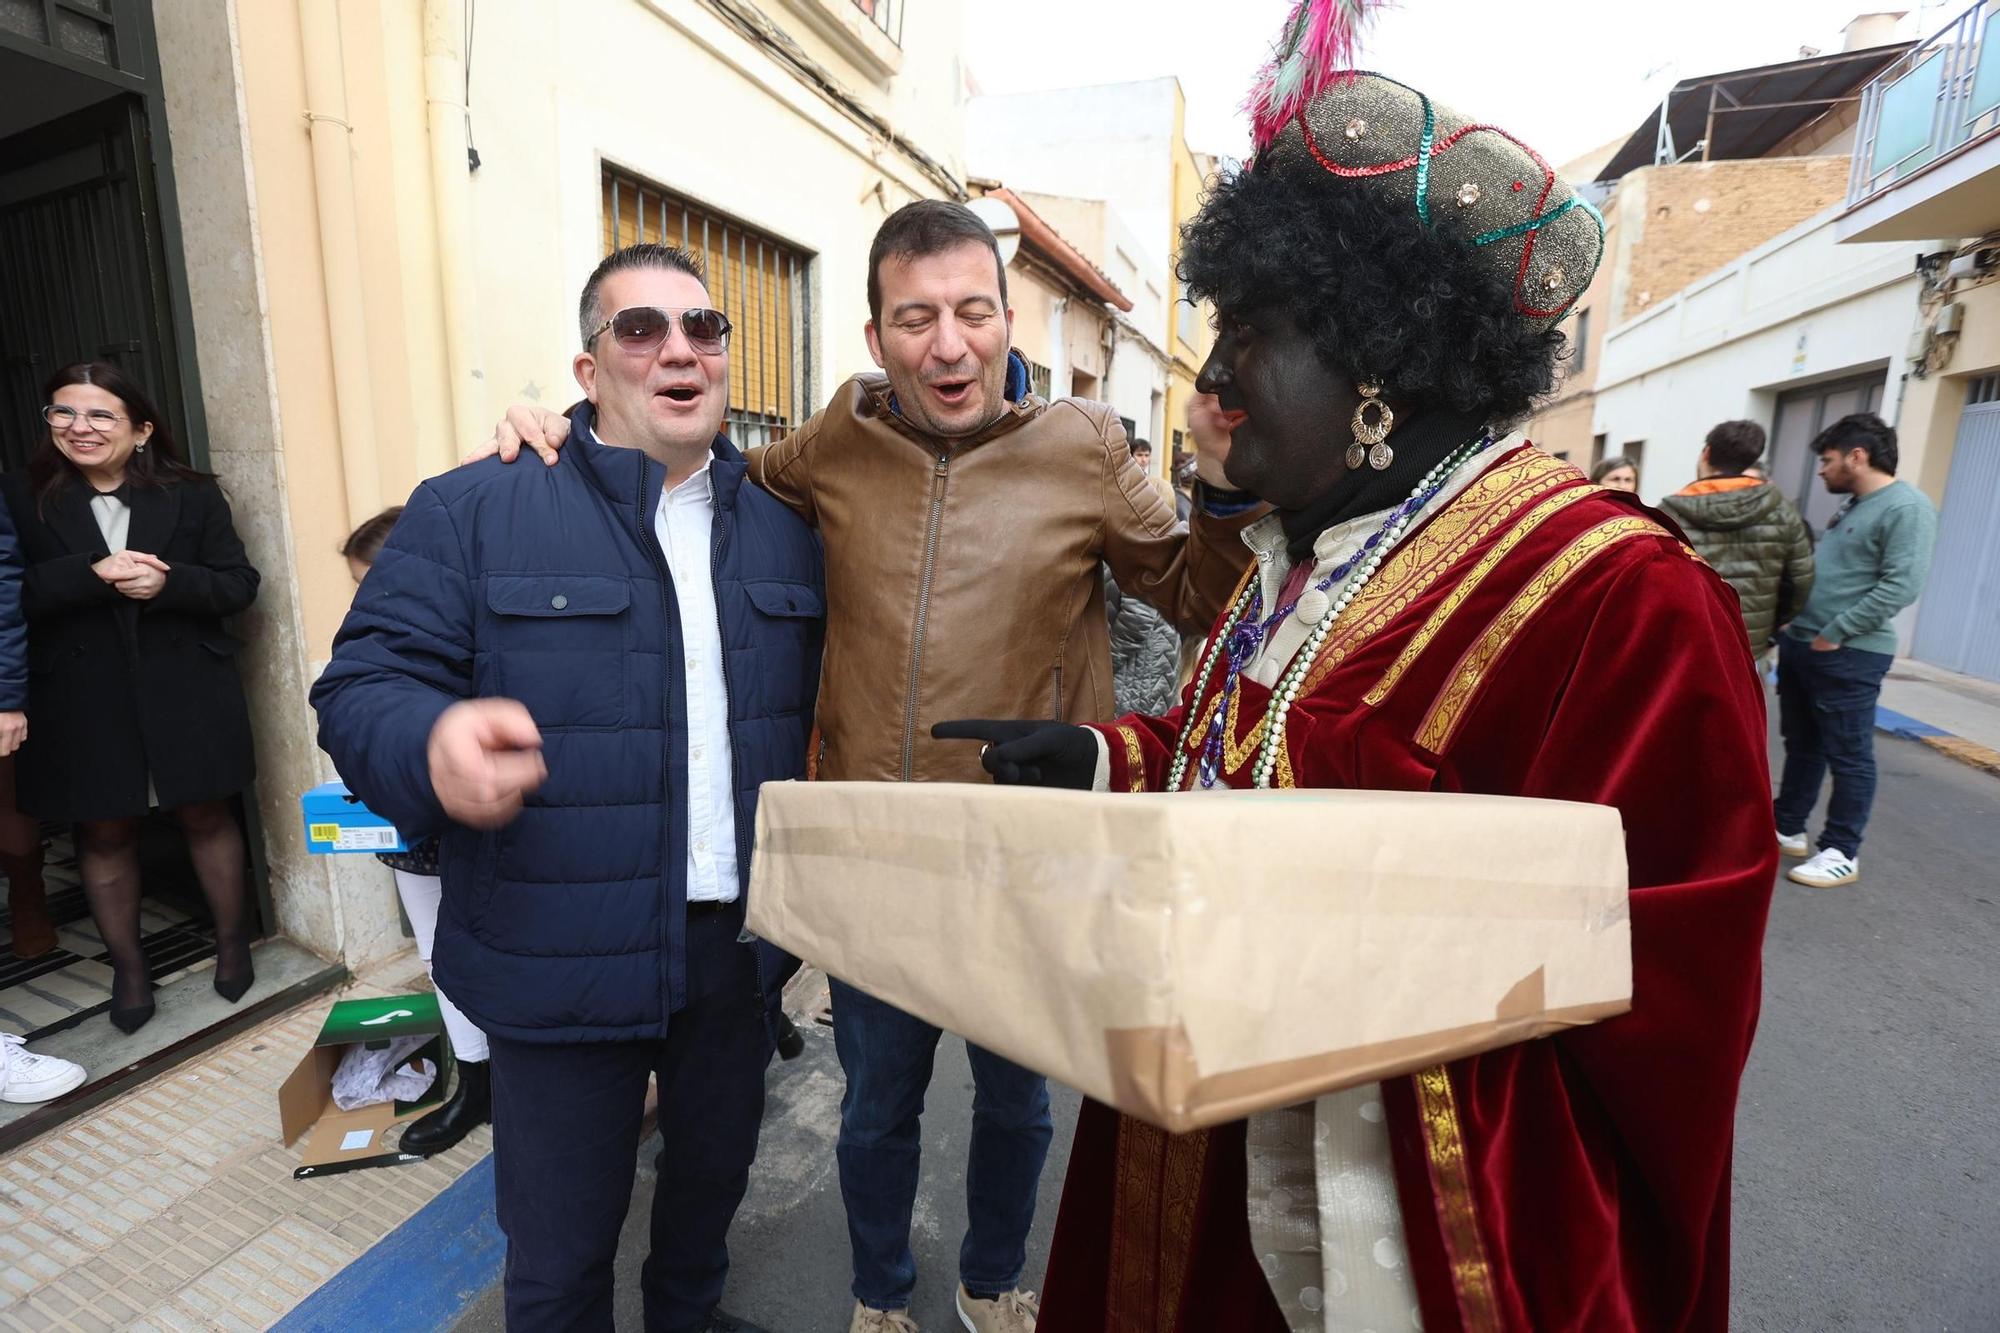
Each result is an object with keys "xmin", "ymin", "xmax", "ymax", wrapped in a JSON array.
[
  {"xmin": 1894, "ymin": 277, "xmax": 2000, "ymax": 505},
  {"xmin": 1163, "ymin": 85, "xmax": 1213, "ymax": 454}
]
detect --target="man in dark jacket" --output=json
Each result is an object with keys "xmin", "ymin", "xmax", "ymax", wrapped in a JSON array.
[
  {"xmin": 312, "ymin": 244, "xmax": 822, "ymax": 1333},
  {"xmin": 1660, "ymin": 419, "xmax": 1815, "ymax": 655}
]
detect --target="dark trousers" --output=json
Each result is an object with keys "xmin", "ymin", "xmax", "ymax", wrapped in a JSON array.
[
  {"xmin": 489, "ymin": 907, "xmax": 772, "ymax": 1332},
  {"xmin": 1774, "ymin": 635, "xmax": 1895, "ymax": 858},
  {"xmin": 830, "ymin": 977, "xmax": 1053, "ymax": 1310}
]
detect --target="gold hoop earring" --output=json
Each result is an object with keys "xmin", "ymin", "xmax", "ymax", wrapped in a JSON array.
[{"xmin": 1347, "ymin": 382, "xmax": 1394, "ymax": 471}]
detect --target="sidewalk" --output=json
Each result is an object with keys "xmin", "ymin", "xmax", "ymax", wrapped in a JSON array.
[
  {"xmin": 0, "ymin": 951, "xmax": 493, "ymax": 1332},
  {"xmin": 1877, "ymin": 657, "xmax": 2000, "ymax": 777}
]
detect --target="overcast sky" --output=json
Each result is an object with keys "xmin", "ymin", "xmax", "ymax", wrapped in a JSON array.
[{"xmin": 965, "ymin": 0, "xmax": 1956, "ymax": 171}]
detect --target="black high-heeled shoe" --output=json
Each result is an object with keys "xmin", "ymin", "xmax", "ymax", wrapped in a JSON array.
[
  {"xmin": 109, "ymin": 969, "xmax": 155, "ymax": 1033},
  {"xmin": 213, "ymin": 940, "xmax": 254, "ymax": 1003}
]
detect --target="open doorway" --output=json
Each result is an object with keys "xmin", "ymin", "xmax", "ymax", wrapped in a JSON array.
[
  {"xmin": 1770, "ymin": 372, "xmax": 1889, "ymax": 535},
  {"xmin": 0, "ymin": 13, "xmax": 299, "ymax": 1144}
]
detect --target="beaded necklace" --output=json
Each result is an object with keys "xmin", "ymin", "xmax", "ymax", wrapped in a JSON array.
[{"xmin": 1169, "ymin": 431, "xmax": 1496, "ymax": 791}]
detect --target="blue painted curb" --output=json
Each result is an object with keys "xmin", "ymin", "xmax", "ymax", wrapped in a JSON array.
[
  {"xmin": 274, "ymin": 1153, "xmax": 503, "ymax": 1333},
  {"xmin": 1876, "ymin": 705, "xmax": 1950, "ymax": 741}
]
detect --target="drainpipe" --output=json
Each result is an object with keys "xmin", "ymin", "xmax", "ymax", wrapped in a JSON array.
[
  {"xmin": 299, "ymin": 0, "xmax": 381, "ymax": 528},
  {"xmin": 423, "ymin": 0, "xmax": 484, "ymax": 465}
]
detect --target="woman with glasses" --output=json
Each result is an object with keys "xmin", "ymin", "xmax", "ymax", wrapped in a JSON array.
[{"xmin": 0, "ymin": 363, "xmax": 261, "ymax": 1034}]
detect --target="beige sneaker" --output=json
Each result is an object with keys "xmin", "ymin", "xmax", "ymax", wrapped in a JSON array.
[
  {"xmin": 850, "ymin": 1302, "xmax": 921, "ymax": 1333},
  {"xmin": 955, "ymin": 1286, "xmax": 1039, "ymax": 1332}
]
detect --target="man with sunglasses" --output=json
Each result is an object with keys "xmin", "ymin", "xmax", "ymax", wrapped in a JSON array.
[
  {"xmin": 479, "ymin": 201, "xmax": 1260, "ymax": 1333},
  {"xmin": 314, "ymin": 243, "xmax": 823, "ymax": 1333}
]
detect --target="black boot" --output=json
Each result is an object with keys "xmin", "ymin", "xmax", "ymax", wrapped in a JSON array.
[{"xmin": 399, "ymin": 1058, "xmax": 490, "ymax": 1156}]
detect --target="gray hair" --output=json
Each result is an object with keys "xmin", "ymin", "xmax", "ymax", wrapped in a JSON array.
[{"xmin": 578, "ymin": 243, "xmax": 707, "ymax": 347}]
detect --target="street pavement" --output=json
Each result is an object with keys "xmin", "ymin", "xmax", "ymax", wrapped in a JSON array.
[
  {"xmin": 456, "ymin": 730, "xmax": 2000, "ymax": 1332},
  {"xmin": 1733, "ymin": 725, "xmax": 1999, "ymax": 1331},
  {"xmin": 453, "ymin": 1022, "xmax": 1081, "ymax": 1333}
]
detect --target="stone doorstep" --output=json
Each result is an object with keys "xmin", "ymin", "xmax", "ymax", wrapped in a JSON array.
[{"xmin": 0, "ymin": 947, "xmax": 492, "ymax": 1332}]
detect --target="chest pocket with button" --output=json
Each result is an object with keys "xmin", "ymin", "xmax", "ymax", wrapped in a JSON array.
[{"xmin": 483, "ymin": 573, "xmax": 632, "ymax": 729}]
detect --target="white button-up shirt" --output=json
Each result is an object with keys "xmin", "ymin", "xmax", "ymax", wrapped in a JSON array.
[{"xmin": 597, "ymin": 429, "xmax": 739, "ymax": 904}]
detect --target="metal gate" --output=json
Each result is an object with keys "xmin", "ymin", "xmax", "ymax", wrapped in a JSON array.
[
  {"xmin": 1913, "ymin": 376, "xmax": 2000, "ymax": 682},
  {"xmin": 1769, "ymin": 372, "xmax": 1888, "ymax": 534},
  {"xmin": 0, "ymin": 96, "xmax": 189, "ymax": 473}
]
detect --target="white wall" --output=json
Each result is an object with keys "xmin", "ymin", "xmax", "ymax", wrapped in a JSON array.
[
  {"xmin": 1593, "ymin": 209, "xmax": 1930, "ymax": 504},
  {"xmin": 463, "ymin": 0, "xmax": 965, "ymax": 426},
  {"xmin": 967, "ymin": 80, "xmax": 1177, "ymax": 291}
]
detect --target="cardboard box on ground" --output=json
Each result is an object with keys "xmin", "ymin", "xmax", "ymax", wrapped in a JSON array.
[
  {"xmin": 749, "ymin": 782, "xmax": 1633, "ymax": 1134},
  {"xmin": 279, "ymin": 993, "xmax": 454, "ymax": 1178}
]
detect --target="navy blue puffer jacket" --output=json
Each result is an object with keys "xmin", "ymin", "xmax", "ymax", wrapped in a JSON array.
[{"xmin": 311, "ymin": 407, "xmax": 823, "ymax": 1043}]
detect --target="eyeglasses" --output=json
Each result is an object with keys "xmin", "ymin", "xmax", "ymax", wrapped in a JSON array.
[
  {"xmin": 587, "ymin": 306, "xmax": 732, "ymax": 355},
  {"xmin": 43, "ymin": 405, "xmax": 130, "ymax": 432}
]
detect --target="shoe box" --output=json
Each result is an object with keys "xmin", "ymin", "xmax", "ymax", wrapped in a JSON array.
[
  {"xmin": 301, "ymin": 782, "xmax": 408, "ymax": 855},
  {"xmin": 278, "ymin": 992, "xmax": 455, "ymax": 1178}
]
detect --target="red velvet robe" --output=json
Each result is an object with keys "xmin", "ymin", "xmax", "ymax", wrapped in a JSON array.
[{"xmin": 1038, "ymin": 447, "xmax": 1776, "ymax": 1333}]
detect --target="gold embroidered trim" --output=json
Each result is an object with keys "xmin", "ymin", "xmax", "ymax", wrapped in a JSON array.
[
  {"xmin": 1296, "ymin": 455, "xmax": 1579, "ymax": 698},
  {"xmin": 1157, "ymin": 1129, "xmax": 1211, "ymax": 1330},
  {"xmin": 1105, "ymin": 1118, "xmax": 1212, "ymax": 1332},
  {"xmin": 1363, "ymin": 487, "xmax": 1595, "ymax": 707},
  {"xmin": 1117, "ymin": 726, "xmax": 1147, "ymax": 793},
  {"xmin": 1414, "ymin": 1065, "xmax": 1504, "ymax": 1333},
  {"xmin": 1106, "ymin": 1118, "xmax": 1164, "ymax": 1333},
  {"xmin": 1175, "ymin": 449, "xmax": 1582, "ymax": 788},
  {"xmin": 1416, "ymin": 517, "xmax": 1663, "ymax": 751}
]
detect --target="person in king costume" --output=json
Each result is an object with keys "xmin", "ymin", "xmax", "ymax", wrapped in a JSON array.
[{"xmin": 936, "ymin": 4, "xmax": 1779, "ymax": 1329}]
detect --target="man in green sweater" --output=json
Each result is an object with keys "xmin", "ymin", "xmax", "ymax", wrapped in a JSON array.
[{"xmin": 1775, "ymin": 413, "xmax": 1938, "ymax": 889}]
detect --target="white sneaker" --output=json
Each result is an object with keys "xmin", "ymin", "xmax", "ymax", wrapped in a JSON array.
[
  {"xmin": 0, "ymin": 1033, "xmax": 87, "ymax": 1104},
  {"xmin": 1788, "ymin": 848, "xmax": 1860, "ymax": 888},
  {"xmin": 1776, "ymin": 829, "xmax": 1810, "ymax": 858}
]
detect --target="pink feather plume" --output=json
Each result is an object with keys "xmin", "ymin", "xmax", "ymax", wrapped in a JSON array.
[{"xmin": 1245, "ymin": 0, "xmax": 1386, "ymax": 151}]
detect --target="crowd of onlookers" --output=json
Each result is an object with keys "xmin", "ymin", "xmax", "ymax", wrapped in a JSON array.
[{"xmin": 1626, "ymin": 414, "xmax": 1935, "ymax": 890}]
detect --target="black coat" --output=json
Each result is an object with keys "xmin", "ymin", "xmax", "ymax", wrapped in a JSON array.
[{"xmin": 1, "ymin": 473, "xmax": 260, "ymax": 821}]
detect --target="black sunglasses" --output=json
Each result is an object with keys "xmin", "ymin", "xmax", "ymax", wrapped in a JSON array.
[{"xmin": 587, "ymin": 305, "xmax": 732, "ymax": 355}]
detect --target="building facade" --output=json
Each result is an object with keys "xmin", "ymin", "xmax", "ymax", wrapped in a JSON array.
[
  {"xmin": 0, "ymin": 0, "xmax": 970, "ymax": 1060},
  {"xmin": 966, "ymin": 77, "xmax": 1217, "ymax": 481},
  {"xmin": 1836, "ymin": 0, "xmax": 2000, "ymax": 681}
]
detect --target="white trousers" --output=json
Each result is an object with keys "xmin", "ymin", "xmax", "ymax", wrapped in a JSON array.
[{"xmin": 392, "ymin": 870, "xmax": 490, "ymax": 1063}]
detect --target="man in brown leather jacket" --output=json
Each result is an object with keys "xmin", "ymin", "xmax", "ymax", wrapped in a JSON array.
[{"xmin": 484, "ymin": 200, "xmax": 1261, "ymax": 1333}]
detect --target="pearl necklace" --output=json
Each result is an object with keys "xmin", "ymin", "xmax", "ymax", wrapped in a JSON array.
[{"xmin": 1167, "ymin": 432, "xmax": 1496, "ymax": 791}]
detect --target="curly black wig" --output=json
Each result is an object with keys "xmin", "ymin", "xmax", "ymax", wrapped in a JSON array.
[{"xmin": 1178, "ymin": 160, "xmax": 1568, "ymax": 425}]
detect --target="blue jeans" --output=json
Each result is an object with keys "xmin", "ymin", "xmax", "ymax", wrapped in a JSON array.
[
  {"xmin": 830, "ymin": 977, "xmax": 1053, "ymax": 1310},
  {"xmin": 1773, "ymin": 635, "xmax": 1894, "ymax": 859}
]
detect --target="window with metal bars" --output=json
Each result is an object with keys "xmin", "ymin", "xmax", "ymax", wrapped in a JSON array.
[
  {"xmin": 1967, "ymin": 373, "xmax": 2000, "ymax": 407},
  {"xmin": 602, "ymin": 168, "xmax": 813, "ymax": 451}
]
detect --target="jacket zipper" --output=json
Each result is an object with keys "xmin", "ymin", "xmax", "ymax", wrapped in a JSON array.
[
  {"xmin": 638, "ymin": 456, "xmax": 682, "ymax": 1024},
  {"xmin": 899, "ymin": 451, "xmax": 951, "ymax": 780},
  {"xmin": 1050, "ymin": 661, "xmax": 1063, "ymax": 721}
]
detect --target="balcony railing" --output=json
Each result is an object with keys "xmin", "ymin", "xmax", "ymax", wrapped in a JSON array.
[
  {"xmin": 850, "ymin": 0, "xmax": 901, "ymax": 46},
  {"xmin": 1848, "ymin": 0, "xmax": 2000, "ymax": 208}
]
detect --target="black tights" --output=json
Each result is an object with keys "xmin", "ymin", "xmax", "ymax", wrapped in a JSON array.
[{"xmin": 77, "ymin": 800, "xmax": 250, "ymax": 1008}]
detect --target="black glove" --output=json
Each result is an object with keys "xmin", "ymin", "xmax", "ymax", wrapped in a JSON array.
[{"xmin": 931, "ymin": 719, "xmax": 1098, "ymax": 790}]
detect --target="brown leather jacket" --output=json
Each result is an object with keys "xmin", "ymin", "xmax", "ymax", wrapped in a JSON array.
[{"xmin": 749, "ymin": 374, "xmax": 1262, "ymax": 784}]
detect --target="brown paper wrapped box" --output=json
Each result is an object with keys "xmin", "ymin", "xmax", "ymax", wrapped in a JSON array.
[{"xmin": 749, "ymin": 781, "xmax": 1631, "ymax": 1133}]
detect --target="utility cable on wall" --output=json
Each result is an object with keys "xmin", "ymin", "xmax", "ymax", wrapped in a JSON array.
[{"xmin": 693, "ymin": 0, "xmax": 963, "ymax": 200}]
